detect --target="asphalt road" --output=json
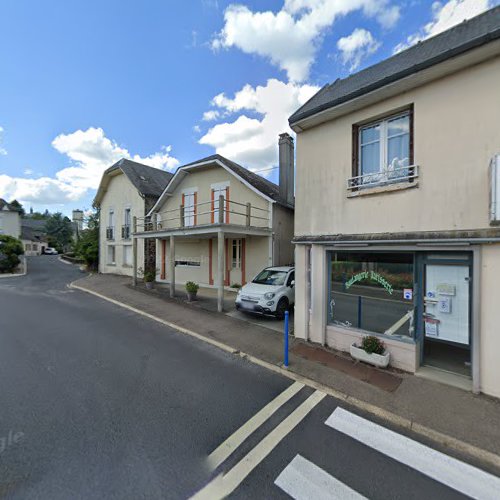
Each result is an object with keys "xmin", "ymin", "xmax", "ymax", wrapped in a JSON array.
[{"xmin": 0, "ymin": 257, "xmax": 497, "ymax": 499}]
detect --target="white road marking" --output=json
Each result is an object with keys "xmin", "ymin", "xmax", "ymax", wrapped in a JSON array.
[
  {"xmin": 191, "ymin": 390, "xmax": 326, "ymax": 499},
  {"xmin": 208, "ymin": 381, "xmax": 304, "ymax": 469},
  {"xmin": 275, "ymin": 454, "xmax": 366, "ymax": 500},
  {"xmin": 326, "ymin": 407, "xmax": 500, "ymax": 500}
]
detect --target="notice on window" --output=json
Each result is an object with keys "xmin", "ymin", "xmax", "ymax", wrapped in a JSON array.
[
  {"xmin": 436, "ymin": 283, "xmax": 456, "ymax": 296},
  {"xmin": 403, "ymin": 288, "xmax": 413, "ymax": 300},
  {"xmin": 425, "ymin": 318, "xmax": 439, "ymax": 337}
]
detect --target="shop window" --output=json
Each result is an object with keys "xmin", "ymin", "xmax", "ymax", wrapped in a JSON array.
[{"xmin": 328, "ymin": 252, "xmax": 415, "ymax": 338}]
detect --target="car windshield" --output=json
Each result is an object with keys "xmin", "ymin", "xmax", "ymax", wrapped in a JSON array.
[{"xmin": 252, "ymin": 270, "xmax": 287, "ymax": 286}]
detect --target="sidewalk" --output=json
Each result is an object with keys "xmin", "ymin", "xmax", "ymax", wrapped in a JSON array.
[{"xmin": 71, "ymin": 273, "xmax": 500, "ymax": 470}]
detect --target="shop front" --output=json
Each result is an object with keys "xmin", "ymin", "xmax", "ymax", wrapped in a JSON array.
[{"xmin": 326, "ymin": 249, "xmax": 473, "ymax": 380}]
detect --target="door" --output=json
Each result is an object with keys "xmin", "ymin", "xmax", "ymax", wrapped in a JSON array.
[{"xmin": 423, "ymin": 263, "xmax": 471, "ymax": 375}]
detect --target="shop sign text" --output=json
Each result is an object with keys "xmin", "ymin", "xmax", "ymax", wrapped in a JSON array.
[{"xmin": 345, "ymin": 271, "xmax": 394, "ymax": 295}]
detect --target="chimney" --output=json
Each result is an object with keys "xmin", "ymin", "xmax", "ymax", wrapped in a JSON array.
[{"xmin": 278, "ymin": 132, "xmax": 294, "ymax": 206}]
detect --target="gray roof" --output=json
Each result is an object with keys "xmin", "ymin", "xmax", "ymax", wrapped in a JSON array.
[
  {"xmin": 21, "ymin": 218, "xmax": 47, "ymax": 230},
  {"xmin": 290, "ymin": 6, "xmax": 500, "ymax": 125},
  {"xmin": 181, "ymin": 154, "xmax": 292, "ymax": 208},
  {"xmin": 0, "ymin": 198, "xmax": 20, "ymax": 212},
  {"xmin": 21, "ymin": 224, "xmax": 47, "ymax": 242},
  {"xmin": 106, "ymin": 159, "xmax": 174, "ymax": 198}
]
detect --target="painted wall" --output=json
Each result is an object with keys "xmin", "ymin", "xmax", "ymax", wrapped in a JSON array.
[
  {"xmin": 156, "ymin": 165, "xmax": 271, "ymax": 229},
  {"xmin": 155, "ymin": 235, "xmax": 270, "ymax": 287},
  {"xmin": 295, "ymin": 55, "xmax": 500, "ymax": 238},
  {"xmin": 479, "ymin": 244, "xmax": 500, "ymax": 398},
  {"xmin": 98, "ymin": 171, "xmax": 145, "ymax": 277},
  {"xmin": 272, "ymin": 204, "xmax": 295, "ymax": 266},
  {"xmin": 0, "ymin": 210, "xmax": 21, "ymax": 238}
]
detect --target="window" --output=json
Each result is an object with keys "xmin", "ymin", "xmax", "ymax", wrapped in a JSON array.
[
  {"xmin": 175, "ymin": 260, "xmax": 200, "ymax": 267},
  {"xmin": 32, "ymin": 244, "xmax": 38, "ymax": 252},
  {"xmin": 212, "ymin": 186, "xmax": 228, "ymax": 223},
  {"xmin": 122, "ymin": 208, "xmax": 131, "ymax": 239},
  {"xmin": 353, "ymin": 109, "xmax": 413, "ymax": 187},
  {"xmin": 183, "ymin": 192, "xmax": 196, "ymax": 227},
  {"xmin": 107, "ymin": 245, "xmax": 116, "ymax": 265},
  {"xmin": 328, "ymin": 252, "xmax": 415, "ymax": 337},
  {"xmin": 232, "ymin": 239, "xmax": 242, "ymax": 269},
  {"xmin": 286, "ymin": 271, "xmax": 295, "ymax": 287},
  {"xmin": 123, "ymin": 245, "xmax": 132, "ymax": 266},
  {"xmin": 25, "ymin": 243, "xmax": 31, "ymax": 251},
  {"xmin": 107, "ymin": 209, "xmax": 115, "ymax": 240},
  {"xmin": 253, "ymin": 269, "xmax": 287, "ymax": 286}
]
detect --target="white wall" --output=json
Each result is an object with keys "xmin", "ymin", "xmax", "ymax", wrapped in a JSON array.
[{"xmin": 0, "ymin": 210, "xmax": 21, "ymax": 239}]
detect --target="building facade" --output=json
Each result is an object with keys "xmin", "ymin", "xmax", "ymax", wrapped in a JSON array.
[
  {"xmin": 0, "ymin": 199, "xmax": 21, "ymax": 239},
  {"xmin": 94, "ymin": 159, "xmax": 173, "ymax": 277},
  {"xmin": 290, "ymin": 8, "xmax": 500, "ymax": 398},
  {"xmin": 134, "ymin": 135, "xmax": 295, "ymax": 312}
]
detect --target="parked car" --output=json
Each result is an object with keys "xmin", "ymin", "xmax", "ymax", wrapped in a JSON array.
[
  {"xmin": 43, "ymin": 247, "xmax": 58, "ymax": 255},
  {"xmin": 235, "ymin": 266, "xmax": 294, "ymax": 319}
]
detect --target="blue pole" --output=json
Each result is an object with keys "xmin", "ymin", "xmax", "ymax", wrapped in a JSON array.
[
  {"xmin": 284, "ymin": 310, "xmax": 289, "ymax": 368},
  {"xmin": 357, "ymin": 295, "xmax": 362, "ymax": 329}
]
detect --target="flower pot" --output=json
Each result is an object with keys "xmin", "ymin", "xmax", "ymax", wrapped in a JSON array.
[
  {"xmin": 187, "ymin": 291, "xmax": 197, "ymax": 302},
  {"xmin": 145, "ymin": 281, "xmax": 154, "ymax": 290},
  {"xmin": 350, "ymin": 343, "xmax": 390, "ymax": 368}
]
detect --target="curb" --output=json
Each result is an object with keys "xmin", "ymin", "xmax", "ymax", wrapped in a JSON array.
[
  {"xmin": 69, "ymin": 280, "xmax": 500, "ymax": 473},
  {"xmin": 0, "ymin": 256, "xmax": 27, "ymax": 279}
]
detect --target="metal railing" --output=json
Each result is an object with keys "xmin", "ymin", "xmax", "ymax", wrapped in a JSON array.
[
  {"xmin": 347, "ymin": 165, "xmax": 419, "ymax": 190},
  {"xmin": 135, "ymin": 196, "xmax": 271, "ymax": 232},
  {"xmin": 121, "ymin": 224, "xmax": 131, "ymax": 239},
  {"xmin": 106, "ymin": 226, "xmax": 114, "ymax": 240}
]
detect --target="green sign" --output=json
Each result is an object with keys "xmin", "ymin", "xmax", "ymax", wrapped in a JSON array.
[{"xmin": 345, "ymin": 270, "xmax": 393, "ymax": 295}]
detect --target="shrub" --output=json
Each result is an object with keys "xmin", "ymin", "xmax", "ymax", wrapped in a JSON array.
[
  {"xmin": 230, "ymin": 283, "xmax": 242, "ymax": 289},
  {"xmin": 361, "ymin": 335, "xmax": 385, "ymax": 355},
  {"xmin": 185, "ymin": 281, "xmax": 199, "ymax": 293},
  {"xmin": 143, "ymin": 269, "xmax": 157, "ymax": 283},
  {"xmin": 0, "ymin": 235, "xmax": 24, "ymax": 273}
]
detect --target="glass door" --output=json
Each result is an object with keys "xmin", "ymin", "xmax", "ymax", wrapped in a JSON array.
[{"xmin": 423, "ymin": 262, "xmax": 471, "ymax": 376}]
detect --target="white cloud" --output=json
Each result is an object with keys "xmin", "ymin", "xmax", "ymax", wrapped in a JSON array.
[
  {"xmin": 337, "ymin": 28, "xmax": 381, "ymax": 71},
  {"xmin": 202, "ymin": 110, "xmax": 221, "ymax": 121},
  {"xmin": 394, "ymin": 0, "xmax": 491, "ymax": 52},
  {"xmin": 199, "ymin": 78, "xmax": 319, "ymax": 170},
  {"xmin": 0, "ymin": 127, "xmax": 179, "ymax": 206},
  {"xmin": 212, "ymin": 0, "xmax": 400, "ymax": 81},
  {"xmin": 0, "ymin": 126, "xmax": 7, "ymax": 155}
]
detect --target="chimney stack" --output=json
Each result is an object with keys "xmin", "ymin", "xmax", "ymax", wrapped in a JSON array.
[{"xmin": 278, "ymin": 133, "xmax": 294, "ymax": 206}]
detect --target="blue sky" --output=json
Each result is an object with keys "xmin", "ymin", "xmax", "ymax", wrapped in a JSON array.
[{"xmin": 0, "ymin": 0, "xmax": 496, "ymax": 215}]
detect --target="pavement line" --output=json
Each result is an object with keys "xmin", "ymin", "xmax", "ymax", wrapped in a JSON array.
[
  {"xmin": 326, "ymin": 407, "xmax": 500, "ymax": 500},
  {"xmin": 275, "ymin": 454, "xmax": 366, "ymax": 500},
  {"xmin": 70, "ymin": 281, "xmax": 500, "ymax": 474},
  {"xmin": 191, "ymin": 390, "xmax": 326, "ymax": 499},
  {"xmin": 208, "ymin": 381, "xmax": 304, "ymax": 470}
]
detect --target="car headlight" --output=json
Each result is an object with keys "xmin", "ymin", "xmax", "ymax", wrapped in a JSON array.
[{"xmin": 264, "ymin": 292, "xmax": 275, "ymax": 300}]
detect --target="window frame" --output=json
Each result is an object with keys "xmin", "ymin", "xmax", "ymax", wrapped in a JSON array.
[
  {"xmin": 232, "ymin": 239, "xmax": 242, "ymax": 269},
  {"xmin": 352, "ymin": 105, "xmax": 414, "ymax": 183}
]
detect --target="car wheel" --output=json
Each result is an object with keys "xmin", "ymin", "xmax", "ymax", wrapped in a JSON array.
[{"xmin": 275, "ymin": 298, "xmax": 289, "ymax": 320}]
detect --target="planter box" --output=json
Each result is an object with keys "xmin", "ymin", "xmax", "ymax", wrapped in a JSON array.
[
  {"xmin": 145, "ymin": 282, "xmax": 154, "ymax": 290},
  {"xmin": 350, "ymin": 344, "xmax": 390, "ymax": 368},
  {"xmin": 186, "ymin": 291, "xmax": 198, "ymax": 302}
]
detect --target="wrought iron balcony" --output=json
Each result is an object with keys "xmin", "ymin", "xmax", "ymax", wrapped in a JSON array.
[
  {"xmin": 121, "ymin": 224, "xmax": 131, "ymax": 240},
  {"xmin": 347, "ymin": 165, "xmax": 418, "ymax": 191},
  {"xmin": 106, "ymin": 226, "xmax": 114, "ymax": 240}
]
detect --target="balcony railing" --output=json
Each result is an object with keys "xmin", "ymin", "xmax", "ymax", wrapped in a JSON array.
[
  {"xmin": 347, "ymin": 165, "xmax": 419, "ymax": 191},
  {"xmin": 136, "ymin": 196, "xmax": 270, "ymax": 233},
  {"xmin": 121, "ymin": 224, "xmax": 131, "ymax": 240},
  {"xmin": 106, "ymin": 226, "xmax": 114, "ymax": 240}
]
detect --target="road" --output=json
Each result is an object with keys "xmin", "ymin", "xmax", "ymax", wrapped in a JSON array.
[{"xmin": 0, "ymin": 257, "xmax": 498, "ymax": 499}]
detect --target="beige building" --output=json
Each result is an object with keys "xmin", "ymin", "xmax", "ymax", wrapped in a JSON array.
[
  {"xmin": 134, "ymin": 134, "xmax": 295, "ymax": 312},
  {"xmin": 94, "ymin": 159, "xmax": 173, "ymax": 276},
  {"xmin": 0, "ymin": 199, "xmax": 22, "ymax": 239},
  {"xmin": 290, "ymin": 7, "xmax": 500, "ymax": 398}
]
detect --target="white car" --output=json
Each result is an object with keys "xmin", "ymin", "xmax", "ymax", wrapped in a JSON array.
[
  {"xmin": 235, "ymin": 266, "xmax": 295, "ymax": 319},
  {"xmin": 43, "ymin": 247, "xmax": 58, "ymax": 255}
]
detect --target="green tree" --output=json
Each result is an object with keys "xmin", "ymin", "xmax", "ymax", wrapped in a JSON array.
[
  {"xmin": 74, "ymin": 210, "xmax": 99, "ymax": 270},
  {"xmin": 45, "ymin": 212, "xmax": 74, "ymax": 252},
  {"xmin": 9, "ymin": 199, "xmax": 25, "ymax": 216},
  {"xmin": 0, "ymin": 235, "xmax": 24, "ymax": 273}
]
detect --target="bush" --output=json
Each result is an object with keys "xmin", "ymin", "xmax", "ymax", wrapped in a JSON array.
[
  {"xmin": 185, "ymin": 281, "xmax": 199, "ymax": 293},
  {"xmin": 0, "ymin": 235, "xmax": 24, "ymax": 273},
  {"xmin": 230, "ymin": 283, "xmax": 241, "ymax": 289},
  {"xmin": 361, "ymin": 335, "xmax": 385, "ymax": 355},
  {"xmin": 143, "ymin": 269, "xmax": 157, "ymax": 283}
]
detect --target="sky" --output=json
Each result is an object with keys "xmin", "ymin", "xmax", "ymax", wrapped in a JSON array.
[{"xmin": 0, "ymin": 0, "xmax": 497, "ymax": 216}]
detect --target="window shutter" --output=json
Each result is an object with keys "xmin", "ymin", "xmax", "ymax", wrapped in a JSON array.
[
  {"xmin": 211, "ymin": 189, "xmax": 214, "ymax": 223},
  {"xmin": 193, "ymin": 191, "xmax": 197, "ymax": 225},
  {"xmin": 352, "ymin": 124, "xmax": 359, "ymax": 178},
  {"xmin": 225, "ymin": 186, "xmax": 230, "ymax": 223}
]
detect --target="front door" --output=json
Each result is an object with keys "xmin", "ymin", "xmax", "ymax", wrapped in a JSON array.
[{"xmin": 423, "ymin": 263, "xmax": 471, "ymax": 376}]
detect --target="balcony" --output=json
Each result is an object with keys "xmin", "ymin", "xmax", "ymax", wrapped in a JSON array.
[
  {"xmin": 121, "ymin": 224, "xmax": 131, "ymax": 240},
  {"xmin": 347, "ymin": 165, "xmax": 419, "ymax": 191},
  {"xmin": 106, "ymin": 226, "xmax": 114, "ymax": 240},
  {"xmin": 135, "ymin": 197, "xmax": 271, "ymax": 236}
]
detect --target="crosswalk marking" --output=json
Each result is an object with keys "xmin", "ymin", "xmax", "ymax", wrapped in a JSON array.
[
  {"xmin": 275, "ymin": 454, "xmax": 366, "ymax": 500},
  {"xmin": 191, "ymin": 390, "xmax": 326, "ymax": 499},
  {"xmin": 208, "ymin": 381, "xmax": 304, "ymax": 469},
  {"xmin": 326, "ymin": 407, "xmax": 500, "ymax": 500}
]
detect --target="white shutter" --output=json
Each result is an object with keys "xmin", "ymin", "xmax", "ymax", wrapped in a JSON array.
[{"xmin": 490, "ymin": 154, "xmax": 500, "ymax": 224}]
